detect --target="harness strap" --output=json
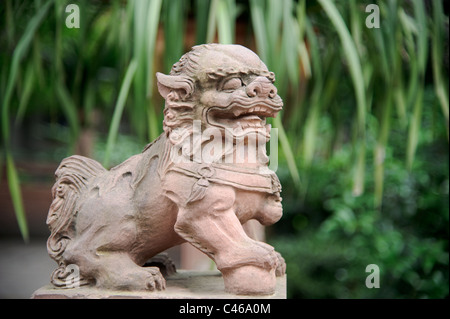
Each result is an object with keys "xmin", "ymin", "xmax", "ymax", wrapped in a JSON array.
[{"xmin": 168, "ymin": 162, "xmax": 281, "ymax": 195}]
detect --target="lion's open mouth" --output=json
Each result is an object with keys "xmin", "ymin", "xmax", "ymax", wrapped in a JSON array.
[{"xmin": 207, "ymin": 100, "xmax": 282, "ymax": 134}]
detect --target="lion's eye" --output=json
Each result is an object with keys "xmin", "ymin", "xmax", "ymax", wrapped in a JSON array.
[{"xmin": 221, "ymin": 77, "xmax": 243, "ymax": 91}]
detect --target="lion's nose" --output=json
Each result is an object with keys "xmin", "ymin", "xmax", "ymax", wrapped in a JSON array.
[{"xmin": 246, "ymin": 76, "xmax": 277, "ymax": 99}]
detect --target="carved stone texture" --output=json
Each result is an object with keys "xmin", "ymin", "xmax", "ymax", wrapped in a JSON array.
[{"xmin": 46, "ymin": 44, "xmax": 285, "ymax": 296}]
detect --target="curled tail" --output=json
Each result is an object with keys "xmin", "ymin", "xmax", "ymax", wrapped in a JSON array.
[{"xmin": 46, "ymin": 155, "xmax": 106, "ymax": 287}]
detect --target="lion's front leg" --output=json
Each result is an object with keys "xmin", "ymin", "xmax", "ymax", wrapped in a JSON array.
[{"xmin": 174, "ymin": 185, "xmax": 279, "ymax": 295}]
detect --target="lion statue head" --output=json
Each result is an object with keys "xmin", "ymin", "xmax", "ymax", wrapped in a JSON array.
[{"xmin": 156, "ymin": 44, "xmax": 283, "ymax": 164}]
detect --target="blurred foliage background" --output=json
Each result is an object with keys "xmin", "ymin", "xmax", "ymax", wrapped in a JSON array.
[{"xmin": 1, "ymin": 0, "xmax": 448, "ymax": 298}]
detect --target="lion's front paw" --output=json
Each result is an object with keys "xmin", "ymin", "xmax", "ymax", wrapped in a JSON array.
[
  {"xmin": 142, "ymin": 266, "xmax": 166, "ymax": 291},
  {"xmin": 252, "ymin": 241, "xmax": 280, "ymax": 270}
]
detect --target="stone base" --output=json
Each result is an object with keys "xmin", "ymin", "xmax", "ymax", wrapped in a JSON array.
[{"xmin": 31, "ymin": 270, "xmax": 286, "ymax": 299}]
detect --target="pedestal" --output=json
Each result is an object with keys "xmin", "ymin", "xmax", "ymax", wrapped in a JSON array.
[{"xmin": 31, "ymin": 270, "xmax": 286, "ymax": 299}]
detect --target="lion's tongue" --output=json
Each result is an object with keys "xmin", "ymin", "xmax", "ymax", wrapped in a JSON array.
[{"xmin": 238, "ymin": 114, "xmax": 261, "ymax": 121}]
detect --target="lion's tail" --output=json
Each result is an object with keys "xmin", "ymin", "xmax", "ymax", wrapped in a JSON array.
[{"xmin": 46, "ymin": 155, "xmax": 106, "ymax": 287}]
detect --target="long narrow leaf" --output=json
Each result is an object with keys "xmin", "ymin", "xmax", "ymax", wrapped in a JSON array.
[
  {"xmin": 406, "ymin": 86, "xmax": 424, "ymax": 170},
  {"xmin": 195, "ymin": 0, "xmax": 210, "ymax": 44},
  {"xmin": 206, "ymin": 0, "xmax": 218, "ymax": 43},
  {"xmin": 103, "ymin": 60, "xmax": 138, "ymax": 168},
  {"xmin": 146, "ymin": 0, "xmax": 163, "ymax": 142},
  {"xmin": 249, "ymin": 0, "xmax": 268, "ymax": 62},
  {"xmin": 6, "ymin": 154, "xmax": 29, "ymax": 242},
  {"xmin": 317, "ymin": 0, "xmax": 366, "ymax": 133},
  {"xmin": 55, "ymin": 82, "xmax": 80, "ymax": 150},
  {"xmin": 217, "ymin": 0, "xmax": 234, "ymax": 44},
  {"xmin": 431, "ymin": 0, "xmax": 449, "ymax": 138},
  {"xmin": 374, "ymin": 90, "xmax": 393, "ymax": 208},
  {"xmin": 133, "ymin": 0, "xmax": 149, "ymax": 141},
  {"xmin": 1, "ymin": 0, "xmax": 53, "ymax": 241},
  {"xmin": 317, "ymin": 0, "xmax": 367, "ymax": 196},
  {"xmin": 15, "ymin": 62, "xmax": 35, "ymax": 126},
  {"xmin": 412, "ymin": 0, "xmax": 428, "ymax": 76},
  {"xmin": 282, "ymin": 0, "xmax": 299, "ymax": 85},
  {"xmin": 2, "ymin": 0, "xmax": 53, "ymax": 144},
  {"xmin": 146, "ymin": 0, "xmax": 162, "ymax": 97},
  {"xmin": 274, "ymin": 116, "xmax": 301, "ymax": 188}
]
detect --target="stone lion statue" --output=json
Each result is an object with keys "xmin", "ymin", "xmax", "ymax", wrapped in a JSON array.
[{"xmin": 46, "ymin": 44, "xmax": 285, "ymax": 295}]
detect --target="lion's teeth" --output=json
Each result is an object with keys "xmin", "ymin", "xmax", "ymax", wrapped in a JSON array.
[
  {"xmin": 254, "ymin": 106, "xmax": 261, "ymax": 112},
  {"xmin": 233, "ymin": 110, "xmax": 241, "ymax": 117}
]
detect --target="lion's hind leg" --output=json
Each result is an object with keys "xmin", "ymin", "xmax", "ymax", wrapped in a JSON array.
[{"xmin": 61, "ymin": 195, "xmax": 166, "ymax": 292}]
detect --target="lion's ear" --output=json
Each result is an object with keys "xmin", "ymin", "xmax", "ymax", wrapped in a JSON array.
[{"xmin": 156, "ymin": 72, "xmax": 194, "ymax": 100}]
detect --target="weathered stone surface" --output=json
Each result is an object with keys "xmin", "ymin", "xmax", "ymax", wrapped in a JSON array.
[
  {"xmin": 45, "ymin": 44, "xmax": 285, "ymax": 295},
  {"xmin": 32, "ymin": 270, "xmax": 286, "ymax": 299}
]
